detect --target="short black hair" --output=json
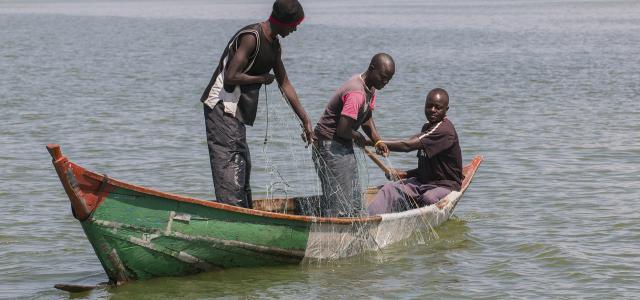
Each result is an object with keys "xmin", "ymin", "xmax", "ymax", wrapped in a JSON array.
[
  {"xmin": 427, "ymin": 88, "xmax": 449, "ymax": 105},
  {"xmin": 271, "ymin": 0, "xmax": 304, "ymax": 23}
]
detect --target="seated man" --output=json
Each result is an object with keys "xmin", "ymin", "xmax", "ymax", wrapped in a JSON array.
[
  {"xmin": 312, "ymin": 53, "xmax": 394, "ymax": 217},
  {"xmin": 367, "ymin": 88, "xmax": 463, "ymax": 215}
]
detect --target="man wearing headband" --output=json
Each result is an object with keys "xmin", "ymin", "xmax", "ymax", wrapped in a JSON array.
[
  {"xmin": 311, "ymin": 53, "xmax": 394, "ymax": 217},
  {"xmin": 201, "ymin": 0, "xmax": 313, "ymax": 208}
]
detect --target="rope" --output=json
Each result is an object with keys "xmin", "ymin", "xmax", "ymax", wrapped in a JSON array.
[
  {"xmin": 263, "ymin": 84, "xmax": 269, "ymax": 144},
  {"xmin": 417, "ymin": 118, "xmax": 444, "ymax": 140}
]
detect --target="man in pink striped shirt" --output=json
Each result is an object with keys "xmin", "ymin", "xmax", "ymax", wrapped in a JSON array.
[{"xmin": 311, "ymin": 53, "xmax": 394, "ymax": 217}]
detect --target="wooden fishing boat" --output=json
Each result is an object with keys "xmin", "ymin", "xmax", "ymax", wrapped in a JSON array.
[{"xmin": 47, "ymin": 144, "xmax": 482, "ymax": 285}]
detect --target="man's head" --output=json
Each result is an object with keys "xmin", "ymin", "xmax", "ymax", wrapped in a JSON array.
[
  {"xmin": 270, "ymin": 0, "xmax": 304, "ymax": 38},
  {"xmin": 425, "ymin": 88, "xmax": 449, "ymax": 123},
  {"xmin": 367, "ymin": 53, "xmax": 395, "ymax": 90}
]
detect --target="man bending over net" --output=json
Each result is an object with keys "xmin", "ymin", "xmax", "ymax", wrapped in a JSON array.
[
  {"xmin": 367, "ymin": 88, "xmax": 463, "ymax": 215},
  {"xmin": 311, "ymin": 53, "xmax": 394, "ymax": 217}
]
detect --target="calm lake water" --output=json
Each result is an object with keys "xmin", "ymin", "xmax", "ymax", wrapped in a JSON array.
[{"xmin": 1, "ymin": 0, "xmax": 639, "ymax": 299}]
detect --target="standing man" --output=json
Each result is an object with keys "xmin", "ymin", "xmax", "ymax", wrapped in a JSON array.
[
  {"xmin": 312, "ymin": 53, "xmax": 394, "ymax": 217},
  {"xmin": 367, "ymin": 88, "xmax": 463, "ymax": 215},
  {"xmin": 201, "ymin": 0, "xmax": 315, "ymax": 208}
]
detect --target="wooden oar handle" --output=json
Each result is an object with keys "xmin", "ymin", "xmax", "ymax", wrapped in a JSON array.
[{"xmin": 363, "ymin": 147, "xmax": 392, "ymax": 174}]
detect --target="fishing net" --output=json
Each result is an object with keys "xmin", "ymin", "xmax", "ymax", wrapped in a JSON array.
[
  {"xmin": 246, "ymin": 87, "xmax": 444, "ymax": 262},
  {"xmin": 249, "ymin": 86, "xmax": 373, "ymax": 217}
]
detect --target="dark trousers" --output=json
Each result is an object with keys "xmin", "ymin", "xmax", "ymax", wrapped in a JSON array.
[
  {"xmin": 203, "ymin": 102, "xmax": 252, "ymax": 208},
  {"xmin": 311, "ymin": 140, "xmax": 362, "ymax": 217}
]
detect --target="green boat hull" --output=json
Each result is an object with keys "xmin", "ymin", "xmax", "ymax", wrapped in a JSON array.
[{"xmin": 82, "ymin": 187, "xmax": 310, "ymax": 281}]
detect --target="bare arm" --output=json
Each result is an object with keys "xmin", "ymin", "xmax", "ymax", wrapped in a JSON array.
[
  {"xmin": 273, "ymin": 48, "xmax": 315, "ymax": 144},
  {"xmin": 361, "ymin": 116, "xmax": 389, "ymax": 156},
  {"xmin": 361, "ymin": 116, "xmax": 381, "ymax": 144},
  {"xmin": 224, "ymin": 34, "xmax": 274, "ymax": 86},
  {"xmin": 383, "ymin": 136, "xmax": 423, "ymax": 152},
  {"xmin": 378, "ymin": 133, "xmax": 422, "ymax": 179},
  {"xmin": 336, "ymin": 116, "xmax": 365, "ymax": 147}
]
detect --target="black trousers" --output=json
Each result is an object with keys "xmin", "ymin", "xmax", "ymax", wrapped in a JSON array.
[{"xmin": 203, "ymin": 102, "xmax": 252, "ymax": 208}]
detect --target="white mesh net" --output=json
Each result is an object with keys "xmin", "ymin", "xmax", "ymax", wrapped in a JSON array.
[{"xmin": 247, "ymin": 87, "xmax": 455, "ymax": 262}]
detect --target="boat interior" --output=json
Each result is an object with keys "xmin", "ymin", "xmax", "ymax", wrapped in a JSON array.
[{"xmin": 252, "ymin": 187, "xmax": 380, "ymax": 215}]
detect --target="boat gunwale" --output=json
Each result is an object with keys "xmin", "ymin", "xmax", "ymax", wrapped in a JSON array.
[
  {"xmin": 80, "ymin": 169, "xmax": 382, "ymax": 225},
  {"xmin": 48, "ymin": 144, "xmax": 482, "ymax": 226}
]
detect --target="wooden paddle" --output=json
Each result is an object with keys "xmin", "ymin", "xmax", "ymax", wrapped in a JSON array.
[
  {"xmin": 53, "ymin": 272, "xmax": 112, "ymax": 293},
  {"xmin": 363, "ymin": 147, "xmax": 400, "ymax": 181},
  {"xmin": 363, "ymin": 147, "xmax": 388, "ymax": 172},
  {"xmin": 54, "ymin": 283, "xmax": 105, "ymax": 293}
]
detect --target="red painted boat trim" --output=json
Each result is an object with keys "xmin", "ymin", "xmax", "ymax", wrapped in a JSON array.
[{"xmin": 47, "ymin": 144, "xmax": 114, "ymax": 220}]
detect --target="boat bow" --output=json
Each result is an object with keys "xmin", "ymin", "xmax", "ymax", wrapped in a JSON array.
[{"xmin": 47, "ymin": 144, "xmax": 112, "ymax": 220}]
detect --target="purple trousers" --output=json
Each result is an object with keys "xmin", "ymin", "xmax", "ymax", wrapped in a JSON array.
[{"xmin": 367, "ymin": 177, "xmax": 451, "ymax": 215}]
